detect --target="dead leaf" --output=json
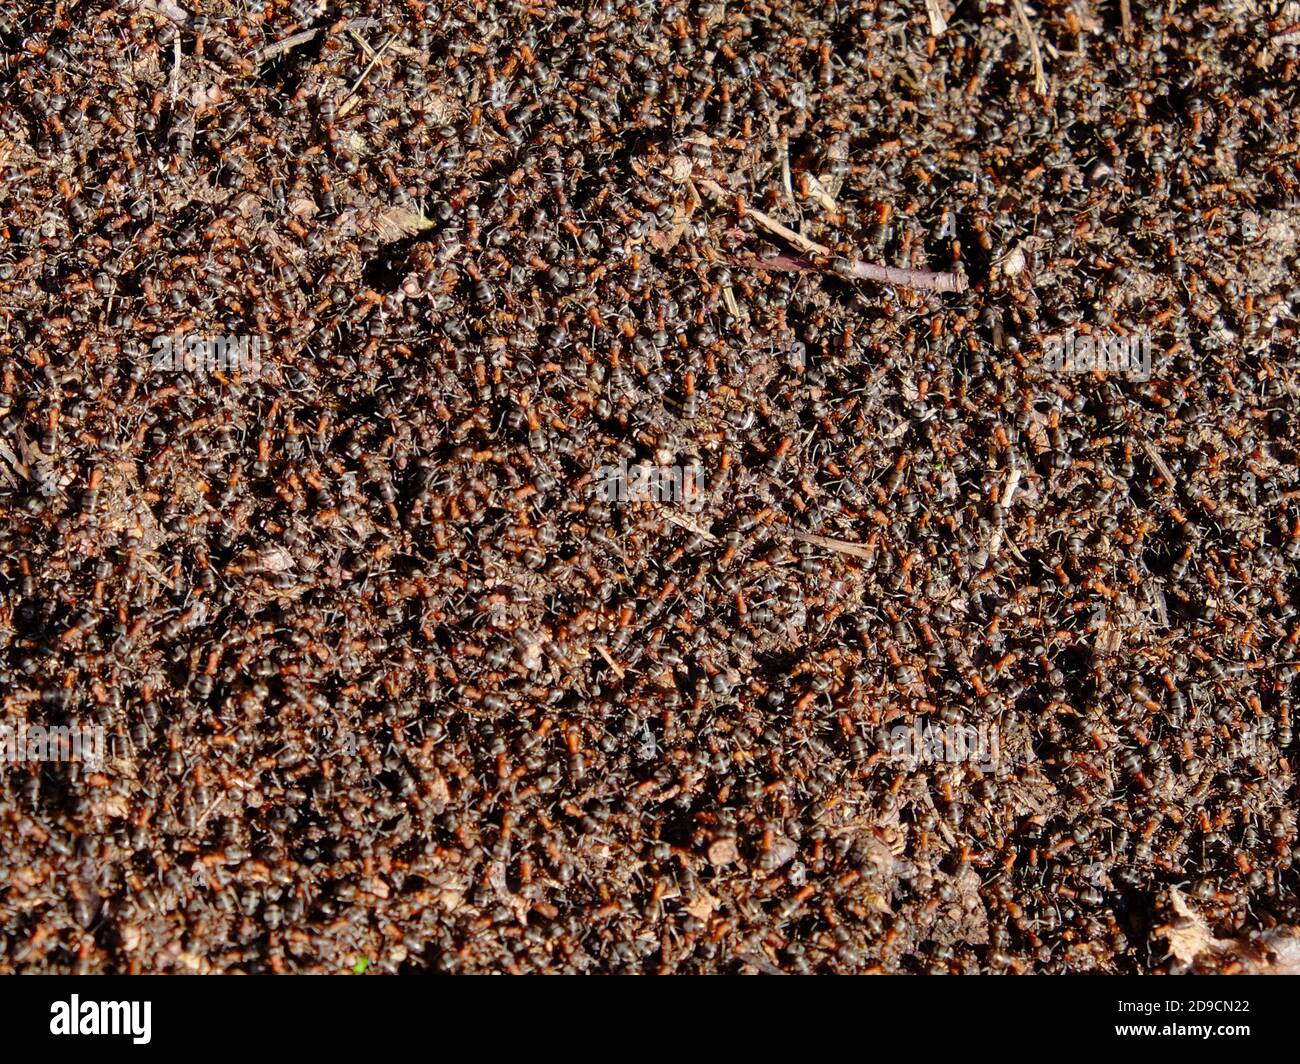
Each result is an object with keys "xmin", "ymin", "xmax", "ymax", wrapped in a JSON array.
[
  {"xmin": 754, "ymin": 834, "xmax": 798, "ymax": 871},
  {"xmin": 1158, "ymin": 888, "xmax": 1300, "ymax": 973},
  {"xmin": 236, "ymin": 545, "xmax": 295, "ymax": 574},
  {"xmin": 649, "ymin": 204, "xmax": 689, "ymax": 253},
  {"xmin": 360, "ymin": 205, "xmax": 435, "ymax": 243},
  {"xmin": 663, "ymin": 155, "xmax": 693, "ymax": 184},
  {"xmin": 684, "ymin": 892, "xmax": 719, "ymax": 920},
  {"xmin": 708, "ymin": 838, "xmax": 739, "ymax": 867},
  {"xmin": 429, "ymin": 771, "xmax": 451, "ymax": 806}
]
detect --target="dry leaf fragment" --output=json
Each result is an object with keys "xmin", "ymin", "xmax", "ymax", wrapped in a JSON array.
[
  {"xmin": 684, "ymin": 892, "xmax": 720, "ymax": 920},
  {"xmin": 1158, "ymin": 889, "xmax": 1300, "ymax": 974},
  {"xmin": 707, "ymin": 839, "xmax": 740, "ymax": 867}
]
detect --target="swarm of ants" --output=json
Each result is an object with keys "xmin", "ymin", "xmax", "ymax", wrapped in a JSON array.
[{"xmin": 0, "ymin": 0, "xmax": 1297, "ymax": 973}]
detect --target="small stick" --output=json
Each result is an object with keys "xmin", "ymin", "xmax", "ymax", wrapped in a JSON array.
[
  {"xmin": 990, "ymin": 466, "xmax": 1022, "ymax": 554},
  {"xmin": 348, "ymin": 28, "xmax": 375, "ymax": 59},
  {"xmin": 254, "ymin": 26, "xmax": 326, "ymax": 60},
  {"xmin": 337, "ymin": 32, "xmax": 398, "ymax": 117},
  {"xmin": 779, "ymin": 135, "xmax": 800, "ymax": 223},
  {"xmin": 1000, "ymin": 466, "xmax": 1023, "ymax": 510},
  {"xmin": 832, "ymin": 255, "xmax": 966, "ymax": 293},
  {"xmin": 594, "ymin": 643, "xmax": 625, "ymax": 679},
  {"xmin": 789, "ymin": 531, "xmax": 875, "ymax": 561},
  {"xmin": 736, "ymin": 952, "xmax": 788, "ymax": 976},
  {"xmin": 1119, "ymin": 0, "xmax": 1133, "ymax": 41},
  {"xmin": 696, "ymin": 177, "xmax": 823, "ymax": 257},
  {"xmin": 699, "ymin": 175, "xmax": 965, "ymax": 293},
  {"xmin": 1139, "ymin": 439, "xmax": 1178, "ymax": 495},
  {"xmin": 661, "ymin": 510, "xmax": 717, "ymax": 542},
  {"xmin": 1004, "ymin": 531, "xmax": 1028, "ymax": 564},
  {"xmin": 194, "ymin": 792, "xmax": 226, "ymax": 831},
  {"xmin": 728, "ymin": 253, "xmax": 817, "ymax": 273},
  {"xmin": 721, "ymin": 285, "xmax": 740, "ymax": 318},
  {"xmin": 169, "ymin": 35, "xmax": 182, "ymax": 103},
  {"xmin": 732, "ymin": 253, "xmax": 966, "ymax": 294},
  {"xmin": 253, "ymin": 17, "xmax": 379, "ymax": 61},
  {"xmin": 1011, "ymin": 0, "xmax": 1048, "ymax": 96}
]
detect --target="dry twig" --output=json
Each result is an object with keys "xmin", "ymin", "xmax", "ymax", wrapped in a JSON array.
[
  {"xmin": 696, "ymin": 177, "xmax": 822, "ymax": 256},
  {"xmin": 1139, "ymin": 438, "xmax": 1178, "ymax": 496},
  {"xmin": 1011, "ymin": 0, "xmax": 1049, "ymax": 96},
  {"xmin": 254, "ymin": 17, "xmax": 379, "ymax": 61},
  {"xmin": 170, "ymin": 35, "xmax": 182, "ymax": 103},
  {"xmin": 696, "ymin": 176, "xmax": 965, "ymax": 293},
  {"xmin": 594, "ymin": 644, "xmax": 626, "ymax": 679},
  {"xmin": 789, "ymin": 531, "xmax": 876, "ymax": 560},
  {"xmin": 732, "ymin": 253, "xmax": 967, "ymax": 294},
  {"xmin": 338, "ymin": 32, "xmax": 399, "ymax": 117}
]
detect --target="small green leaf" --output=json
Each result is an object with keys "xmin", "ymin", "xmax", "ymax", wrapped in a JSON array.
[{"xmin": 352, "ymin": 957, "xmax": 369, "ymax": 975}]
